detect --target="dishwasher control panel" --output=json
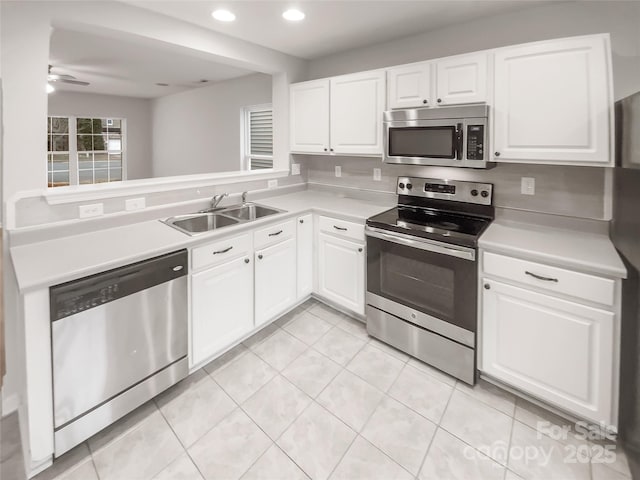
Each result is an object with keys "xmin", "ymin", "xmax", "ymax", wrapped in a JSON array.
[{"xmin": 50, "ymin": 250, "xmax": 188, "ymax": 321}]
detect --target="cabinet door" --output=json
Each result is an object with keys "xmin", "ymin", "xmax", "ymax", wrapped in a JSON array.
[
  {"xmin": 435, "ymin": 53, "xmax": 487, "ymax": 105},
  {"xmin": 493, "ymin": 36, "xmax": 612, "ymax": 165},
  {"xmin": 255, "ymin": 238, "xmax": 297, "ymax": 326},
  {"xmin": 330, "ymin": 71, "xmax": 385, "ymax": 155},
  {"xmin": 387, "ymin": 62, "xmax": 431, "ymax": 109},
  {"xmin": 317, "ymin": 233, "xmax": 365, "ymax": 315},
  {"xmin": 297, "ymin": 214, "xmax": 313, "ymax": 300},
  {"xmin": 191, "ymin": 256, "xmax": 253, "ymax": 366},
  {"xmin": 290, "ymin": 79, "xmax": 330, "ymax": 153},
  {"xmin": 481, "ymin": 279, "xmax": 614, "ymax": 425}
]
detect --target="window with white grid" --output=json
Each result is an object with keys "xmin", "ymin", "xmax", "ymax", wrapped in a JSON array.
[
  {"xmin": 242, "ymin": 104, "xmax": 273, "ymax": 170},
  {"xmin": 47, "ymin": 116, "xmax": 126, "ymax": 187}
]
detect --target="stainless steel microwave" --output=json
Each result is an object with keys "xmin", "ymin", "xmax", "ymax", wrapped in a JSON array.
[{"xmin": 383, "ymin": 105, "xmax": 490, "ymax": 168}]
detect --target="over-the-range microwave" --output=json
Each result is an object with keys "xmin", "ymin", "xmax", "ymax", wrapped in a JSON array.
[{"xmin": 383, "ymin": 104, "xmax": 491, "ymax": 168}]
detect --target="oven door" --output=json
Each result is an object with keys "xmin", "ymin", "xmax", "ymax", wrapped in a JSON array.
[{"xmin": 365, "ymin": 226, "xmax": 477, "ymax": 347}]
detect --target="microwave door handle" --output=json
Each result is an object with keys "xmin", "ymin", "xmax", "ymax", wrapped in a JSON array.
[{"xmin": 455, "ymin": 123, "xmax": 463, "ymax": 160}]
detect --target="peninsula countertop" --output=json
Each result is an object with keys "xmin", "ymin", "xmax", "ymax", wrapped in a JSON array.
[{"xmin": 10, "ymin": 190, "xmax": 393, "ymax": 292}]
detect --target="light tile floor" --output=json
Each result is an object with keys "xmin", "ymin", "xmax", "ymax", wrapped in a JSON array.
[{"xmin": 23, "ymin": 299, "xmax": 633, "ymax": 480}]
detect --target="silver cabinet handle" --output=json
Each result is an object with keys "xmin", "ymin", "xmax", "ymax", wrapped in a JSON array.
[
  {"xmin": 299, "ymin": 219, "xmax": 304, "ymax": 224},
  {"xmin": 525, "ymin": 271, "xmax": 558, "ymax": 282},
  {"xmin": 334, "ymin": 225, "xmax": 347, "ymax": 231},
  {"xmin": 268, "ymin": 230, "xmax": 283, "ymax": 237},
  {"xmin": 213, "ymin": 246, "xmax": 233, "ymax": 255},
  {"xmin": 358, "ymin": 247, "xmax": 363, "ymax": 252},
  {"xmin": 244, "ymin": 258, "xmax": 250, "ymax": 264},
  {"xmin": 258, "ymin": 254, "xmax": 263, "ymax": 260}
]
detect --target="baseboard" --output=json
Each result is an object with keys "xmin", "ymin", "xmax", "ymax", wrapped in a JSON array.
[{"xmin": 2, "ymin": 393, "xmax": 20, "ymax": 417}]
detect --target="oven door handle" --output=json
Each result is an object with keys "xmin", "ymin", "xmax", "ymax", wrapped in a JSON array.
[{"xmin": 365, "ymin": 226, "xmax": 476, "ymax": 261}]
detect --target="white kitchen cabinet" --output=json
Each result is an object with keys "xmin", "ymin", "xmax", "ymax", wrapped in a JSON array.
[
  {"xmin": 191, "ymin": 255, "xmax": 253, "ymax": 366},
  {"xmin": 435, "ymin": 52, "xmax": 487, "ymax": 106},
  {"xmin": 387, "ymin": 62, "xmax": 432, "ymax": 109},
  {"xmin": 481, "ymin": 278, "xmax": 615, "ymax": 426},
  {"xmin": 297, "ymin": 214, "xmax": 313, "ymax": 299},
  {"xmin": 330, "ymin": 70, "xmax": 386, "ymax": 155},
  {"xmin": 492, "ymin": 35, "xmax": 612, "ymax": 165},
  {"xmin": 317, "ymin": 232, "xmax": 365, "ymax": 315},
  {"xmin": 290, "ymin": 79, "xmax": 330, "ymax": 153},
  {"xmin": 255, "ymin": 237, "xmax": 297, "ymax": 326}
]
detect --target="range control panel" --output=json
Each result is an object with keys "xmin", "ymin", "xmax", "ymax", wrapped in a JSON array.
[
  {"xmin": 397, "ymin": 177, "xmax": 493, "ymax": 205},
  {"xmin": 466, "ymin": 125, "xmax": 485, "ymax": 160}
]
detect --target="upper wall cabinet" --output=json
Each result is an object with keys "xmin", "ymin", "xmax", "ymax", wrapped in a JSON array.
[
  {"xmin": 386, "ymin": 53, "xmax": 487, "ymax": 109},
  {"xmin": 435, "ymin": 53, "xmax": 488, "ymax": 106},
  {"xmin": 387, "ymin": 62, "xmax": 432, "ymax": 109},
  {"xmin": 492, "ymin": 35, "xmax": 613, "ymax": 166},
  {"xmin": 290, "ymin": 79, "xmax": 330, "ymax": 154},
  {"xmin": 290, "ymin": 70, "xmax": 385, "ymax": 156},
  {"xmin": 330, "ymin": 71, "xmax": 386, "ymax": 155}
]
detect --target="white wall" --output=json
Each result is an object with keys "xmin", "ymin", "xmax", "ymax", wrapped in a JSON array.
[
  {"xmin": 307, "ymin": 1, "xmax": 640, "ymax": 101},
  {"xmin": 151, "ymin": 73, "xmax": 271, "ymax": 177},
  {"xmin": 48, "ymin": 92, "xmax": 153, "ymax": 180}
]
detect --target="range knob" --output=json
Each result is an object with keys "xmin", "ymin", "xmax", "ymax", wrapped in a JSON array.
[
  {"xmin": 481, "ymin": 190, "xmax": 489, "ymax": 198},
  {"xmin": 398, "ymin": 182, "xmax": 405, "ymax": 189},
  {"xmin": 470, "ymin": 189, "xmax": 479, "ymax": 197},
  {"xmin": 406, "ymin": 183, "xmax": 413, "ymax": 190}
]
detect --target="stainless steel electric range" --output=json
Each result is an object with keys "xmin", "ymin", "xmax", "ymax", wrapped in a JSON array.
[{"xmin": 365, "ymin": 176, "xmax": 494, "ymax": 385}]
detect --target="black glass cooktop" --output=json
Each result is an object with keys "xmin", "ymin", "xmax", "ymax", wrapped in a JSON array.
[{"xmin": 367, "ymin": 206, "xmax": 492, "ymax": 247}]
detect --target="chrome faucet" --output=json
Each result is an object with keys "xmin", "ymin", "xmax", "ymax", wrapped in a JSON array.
[
  {"xmin": 241, "ymin": 191, "xmax": 248, "ymax": 204},
  {"xmin": 210, "ymin": 193, "xmax": 228, "ymax": 209}
]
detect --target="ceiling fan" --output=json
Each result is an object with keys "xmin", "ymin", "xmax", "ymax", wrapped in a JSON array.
[{"xmin": 48, "ymin": 65, "xmax": 90, "ymax": 86}]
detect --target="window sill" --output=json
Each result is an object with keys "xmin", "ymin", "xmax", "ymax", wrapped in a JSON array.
[{"xmin": 40, "ymin": 169, "xmax": 290, "ymax": 205}]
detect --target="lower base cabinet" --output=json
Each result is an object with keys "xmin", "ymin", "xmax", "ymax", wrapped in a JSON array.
[
  {"xmin": 481, "ymin": 278, "xmax": 615, "ymax": 425},
  {"xmin": 317, "ymin": 232, "xmax": 365, "ymax": 315},
  {"xmin": 255, "ymin": 237, "xmax": 297, "ymax": 326},
  {"xmin": 191, "ymin": 255, "xmax": 254, "ymax": 366}
]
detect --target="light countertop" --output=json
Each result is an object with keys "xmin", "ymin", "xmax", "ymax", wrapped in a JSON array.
[
  {"xmin": 10, "ymin": 190, "xmax": 393, "ymax": 292},
  {"xmin": 479, "ymin": 220, "xmax": 626, "ymax": 279}
]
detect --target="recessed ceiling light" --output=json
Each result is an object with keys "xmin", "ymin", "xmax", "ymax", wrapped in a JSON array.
[
  {"xmin": 155, "ymin": 82, "xmax": 169, "ymax": 87},
  {"xmin": 283, "ymin": 9, "xmax": 305, "ymax": 21},
  {"xmin": 46, "ymin": 83, "xmax": 55, "ymax": 94},
  {"xmin": 212, "ymin": 9, "xmax": 236, "ymax": 22}
]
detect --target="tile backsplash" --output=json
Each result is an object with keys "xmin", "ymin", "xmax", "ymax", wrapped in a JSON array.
[{"xmin": 298, "ymin": 155, "xmax": 608, "ymax": 220}]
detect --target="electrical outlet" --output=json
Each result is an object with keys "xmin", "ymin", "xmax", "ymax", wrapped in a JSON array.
[
  {"xmin": 291, "ymin": 163, "xmax": 300, "ymax": 175},
  {"xmin": 521, "ymin": 177, "xmax": 535, "ymax": 195},
  {"xmin": 335, "ymin": 165, "xmax": 342, "ymax": 178},
  {"xmin": 125, "ymin": 197, "xmax": 146, "ymax": 211},
  {"xmin": 268, "ymin": 179, "xmax": 278, "ymax": 189},
  {"xmin": 373, "ymin": 168, "xmax": 382, "ymax": 181},
  {"xmin": 79, "ymin": 203, "xmax": 104, "ymax": 218}
]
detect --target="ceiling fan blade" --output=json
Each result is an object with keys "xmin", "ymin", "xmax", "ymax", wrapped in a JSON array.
[{"xmin": 54, "ymin": 78, "xmax": 90, "ymax": 86}]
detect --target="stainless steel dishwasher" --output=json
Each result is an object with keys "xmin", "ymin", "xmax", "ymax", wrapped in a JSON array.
[{"xmin": 50, "ymin": 249, "xmax": 188, "ymax": 456}]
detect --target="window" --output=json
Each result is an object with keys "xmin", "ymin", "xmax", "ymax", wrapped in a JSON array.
[
  {"xmin": 242, "ymin": 104, "xmax": 273, "ymax": 170},
  {"xmin": 46, "ymin": 116, "xmax": 126, "ymax": 187}
]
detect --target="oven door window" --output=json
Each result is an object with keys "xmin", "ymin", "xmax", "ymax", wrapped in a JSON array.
[
  {"xmin": 388, "ymin": 126, "xmax": 456, "ymax": 159},
  {"xmin": 367, "ymin": 236, "xmax": 476, "ymax": 332}
]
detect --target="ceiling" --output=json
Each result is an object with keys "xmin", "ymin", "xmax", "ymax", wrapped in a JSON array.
[
  {"xmin": 125, "ymin": 0, "xmax": 554, "ymax": 60},
  {"xmin": 49, "ymin": 28, "xmax": 257, "ymax": 98}
]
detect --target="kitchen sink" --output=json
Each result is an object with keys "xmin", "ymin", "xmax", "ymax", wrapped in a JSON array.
[
  {"xmin": 164, "ymin": 213, "xmax": 240, "ymax": 235},
  {"xmin": 163, "ymin": 202, "xmax": 285, "ymax": 235},
  {"xmin": 221, "ymin": 203, "xmax": 282, "ymax": 221}
]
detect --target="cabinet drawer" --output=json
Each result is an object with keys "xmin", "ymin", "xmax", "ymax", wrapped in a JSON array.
[
  {"xmin": 319, "ymin": 216, "xmax": 364, "ymax": 242},
  {"xmin": 192, "ymin": 234, "xmax": 251, "ymax": 271},
  {"xmin": 254, "ymin": 220, "xmax": 296, "ymax": 250},
  {"xmin": 483, "ymin": 252, "xmax": 615, "ymax": 307}
]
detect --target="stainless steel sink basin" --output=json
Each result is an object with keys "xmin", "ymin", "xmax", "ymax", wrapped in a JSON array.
[
  {"xmin": 221, "ymin": 203, "xmax": 282, "ymax": 221},
  {"xmin": 163, "ymin": 213, "xmax": 240, "ymax": 235}
]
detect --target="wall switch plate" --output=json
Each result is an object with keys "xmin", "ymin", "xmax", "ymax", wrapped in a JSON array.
[
  {"xmin": 291, "ymin": 163, "xmax": 300, "ymax": 175},
  {"xmin": 267, "ymin": 179, "xmax": 278, "ymax": 189},
  {"xmin": 335, "ymin": 165, "xmax": 342, "ymax": 178},
  {"xmin": 125, "ymin": 197, "xmax": 146, "ymax": 211},
  {"xmin": 373, "ymin": 168, "xmax": 382, "ymax": 181},
  {"xmin": 79, "ymin": 203, "xmax": 104, "ymax": 218},
  {"xmin": 521, "ymin": 177, "xmax": 535, "ymax": 195}
]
